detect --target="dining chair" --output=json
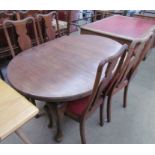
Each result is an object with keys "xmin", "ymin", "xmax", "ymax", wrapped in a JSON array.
[
  {"xmin": 3, "ymin": 16, "xmax": 39, "ymax": 58},
  {"xmin": 36, "ymin": 11, "xmax": 60, "ymax": 43},
  {"xmin": 0, "ymin": 79, "xmax": 39, "ymax": 143},
  {"xmin": 57, "ymin": 10, "xmax": 71, "ymax": 35},
  {"xmin": 94, "ymin": 10, "xmax": 110, "ymax": 21},
  {"xmin": 144, "ymin": 27, "xmax": 155, "ymax": 59},
  {"xmin": 3, "ymin": 17, "xmax": 39, "ymax": 107},
  {"xmin": 94, "ymin": 10, "xmax": 125, "ymax": 21},
  {"xmin": 65, "ymin": 44, "xmax": 128, "ymax": 144},
  {"xmin": 0, "ymin": 11, "xmax": 17, "ymax": 59},
  {"xmin": 106, "ymin": 32, "xmax": 155, "ymax": 123}
]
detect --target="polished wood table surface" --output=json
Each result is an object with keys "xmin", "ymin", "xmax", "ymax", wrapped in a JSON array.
[
  {"xmin": 81, "ymin": 15, "xmax": 155, "ymax": 45},
  {"xmin": 7, "ymin": 35, "xmax": 122, "ymax": 142},
  {"xmin": 7, "ymin": 35, "xmax": 122, "ymax": 102},
  {"xmin": 0, "ymin": 79, "xmax": 38, "ymax": 141}
]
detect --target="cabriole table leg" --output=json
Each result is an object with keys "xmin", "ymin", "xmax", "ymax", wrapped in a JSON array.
[{"xmin": 47, "ymin": 102, "xmax": 67, "ymax": 142}]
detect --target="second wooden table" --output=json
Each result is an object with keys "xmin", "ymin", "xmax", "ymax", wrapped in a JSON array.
[{"xmin": 81, "ymin": 15, "xmax": 155, "ymax": 45}]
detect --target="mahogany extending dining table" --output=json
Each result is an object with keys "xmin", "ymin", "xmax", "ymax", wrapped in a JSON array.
[
  {"xmin": 7, "ymin": 35, "xmax": 123, "ymax": 142},
  {"xmin": 81, "ymin": 15, "xmax": 155, "ymax": 45}
]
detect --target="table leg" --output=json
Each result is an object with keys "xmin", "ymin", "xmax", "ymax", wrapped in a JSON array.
[
  {"xmin": 44, "ymin": 104, "xmax": 53, "ymax": 128},
  {"xmin": 47, "ymin": 102, "xmax": 67, "ymax": 142}
]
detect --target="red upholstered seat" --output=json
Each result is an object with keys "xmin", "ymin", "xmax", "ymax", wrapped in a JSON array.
[{"xmin": 66, "ymin": 96, "xmax": 90, "ymax": 117}]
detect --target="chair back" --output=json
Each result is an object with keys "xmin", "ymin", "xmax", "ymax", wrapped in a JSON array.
[
  {"xmin": 0, "ymin": 12, "xmax": 16, "ymax": 59},
  {"xmin": 16, "ymin": 10, "xmax": 43, "ymax": 20},
  {"xmin": 82, "ymin": 44, "xmax": 128, "ymax": 119},
  {"xmin": 113, "ymin": 32, "xmax": 155, "ymax": 91},
  {"xmin": 57, "ymin": 10, "xmax": 71, "ymax": 35},
  {"xmin": 133, "ymin": 14, "xmax": 155, "ymax": 20},
  {"xmin": 0, "ymin": 11, "xmax": 14, "ymax": 23},
  {"xmin": 141, "ymin": 31, "xmax": 155, "ymax": 58},
  {"xmin": 36, "ymin": 11, "xmax": 60, "ymax": 43},
  {"xmin": 133, "ymin": 32, "xmax": 155, "ymax": 73},
  {"xmin": 3, "ymin": 17, "xmax": 39, "ymax": 57}
]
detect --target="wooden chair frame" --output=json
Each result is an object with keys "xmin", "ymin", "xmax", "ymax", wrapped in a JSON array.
[
  {"xmin": 36, "ymin": 11, "xmax": 60, "ymax": 43},
  {"xmin": 66, "ymin": 44, "xmax": 128, "ymax": 143},
  {"xmin": 16, "ymin": 10, "xmax": 43, "ymax": 20},
  {"xmin": 3, "ymin": 17, "xmax": 39, "ymax": 57},
  {"xmin": 0, "ymin": 11, "xmax": 16, "ymax": 59},
  {"xmin": 106, "ymin": 32, "xmax": 155, "ymax": 122},
  {"xmin": 0, "ymin": 11, "xmax": 15, "ymax": 21}
]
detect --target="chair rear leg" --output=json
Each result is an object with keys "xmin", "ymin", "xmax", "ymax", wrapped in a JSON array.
[
  {"xmin": 107, "ymin": 94, "xmax": 112, "ymax": 122},
  {"xmin": 99, "ymin": 97, "xmax": 105, "ymax": 126},
  {"xmin": 15, "ymin": 128, "xmax": 31, "ymax": 144},
  {"xmin": 123, "ymin": 84, "xmax": 129, "ymax": 108},
  {"xmin": 80, "ymin": 120, "xmax": 86, "ymax": 144}
]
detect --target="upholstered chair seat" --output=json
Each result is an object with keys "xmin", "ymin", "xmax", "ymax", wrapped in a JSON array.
[
  {"xmin": 66, "ymin": 96, "xmax": 90, "ymax": 118},
  {"xmin": 52, "ymin": 19, "xmax": 67, "ymax": 30}
]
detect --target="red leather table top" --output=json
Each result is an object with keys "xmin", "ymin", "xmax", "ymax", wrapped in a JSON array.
[{"xmin": 81, "ymin": 15, "xmax": 155, "ymax": 40}]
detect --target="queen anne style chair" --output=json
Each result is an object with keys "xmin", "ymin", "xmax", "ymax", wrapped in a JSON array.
[
  {"xmin": 3, "ymin": 17, "xmax": 39, "ymax": 107},
  {"xmin": 0, "ymin": 79, "xmax": 39, "ymax": 143},
  {"xmin": 0, "ymin": 11, "xmax": 16, "ymax": 59},
  {"xmin": 106, "ymin": 32, "xmax": 155, "ymax": 123},
  {"xmin": 3, "ymin": 16, "xmax": 39, "ymax": 57},
  {"xmin": 65, "ymin": 44, "xmax": 128, "ymax": 144},
  {"xmin": 36, "ymin": 11, "xmax": 60, "ymax": 43},
  {"xmin": 94, "ymin": 10, "xmax": 110, "ymax": 21}
]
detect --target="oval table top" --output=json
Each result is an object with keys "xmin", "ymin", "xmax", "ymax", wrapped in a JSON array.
[{"xmin": 7, "ymin": 35, "xmax": 122, "ymax": 102}]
